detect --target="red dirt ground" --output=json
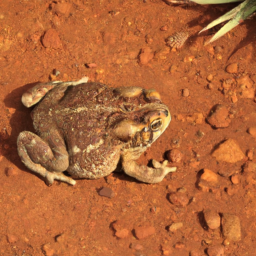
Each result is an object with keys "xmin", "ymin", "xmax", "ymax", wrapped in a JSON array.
[{"xmin": 0, "ymin": 1, "xmax": 256, "ymax": 255}]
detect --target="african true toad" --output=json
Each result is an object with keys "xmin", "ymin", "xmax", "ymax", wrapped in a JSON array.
[{"xmin": 17, "ymin": 77, "xmax": 176, "ymax": 185}]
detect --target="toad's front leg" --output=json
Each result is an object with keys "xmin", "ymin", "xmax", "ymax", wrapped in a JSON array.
[{"xmin": 122, "ymin": 154, "xmax": 176, "ymax": 183}]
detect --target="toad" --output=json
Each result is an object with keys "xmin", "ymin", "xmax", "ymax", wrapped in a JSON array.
[{"xmin": 17, "ymin": 77, "xmax": 176, "ymax": 185}]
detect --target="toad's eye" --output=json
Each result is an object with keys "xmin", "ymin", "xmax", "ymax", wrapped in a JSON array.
[{"xmin": 150, "ymin": 119, "xmax": 162, "ymax": 131}]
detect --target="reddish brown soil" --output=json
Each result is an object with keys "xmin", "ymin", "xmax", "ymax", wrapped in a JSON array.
[{"xmin": 1, "ymin": 1, "xmax": 256, "ymax": 256}]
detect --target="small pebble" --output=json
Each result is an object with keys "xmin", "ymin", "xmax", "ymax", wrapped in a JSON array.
[
  {"xmin": 85, "ymin": 63, "xmax": 97, "ymax": 68},
  {"xmin": 247, "ymin": 149, "xmax": 253, "ymax": 160},
  {"xmin": 207, "ymin": 83, "xmax": 214, "ymax": 89},
  {"xmin": 5, "ymin": 167, "xmax": 18, "ymax": 177},
  {"xmin": 115, "ymin": 229, "xmax": 129, "ymax": 239},
  {"xmin": 203, "ymin": 209, "xmax": 220, "ymax": 230},
  {"xmin": 174, "ymin": 242, "xmax": 185, "ymax": 249},
  {"xmin": 214, "ymin": 46, "xmax": 223, "ymax": 54},
  {"xmin": 98, "ymin": 187, "xmax": 115, "ymax": 198},
  {"xmin": 243, "ymin": 161, "xmax": 256, "ymax": 172},
  {"xmin": 182, "ymin": 88, "xmax": 189, "ymax": 97},
  {"xmin": 130, "ymin": 243, "xmax": 144, "ymax": 251},
  {"xmin": 138, "ymin": 47, "xmax": 154, "ymax": 65},
  {"xmin": 226, "ymin": 63, "xmax": 238, "ymax": 74},
  {"xmin": 201, "ymin": 169, "xmax": 219, "ymax": 183},
  {"xmin": 42, "ymin": 29, "xmax": 62, "ymax": 49},
  {"xmin": 216, "ymin": 54, "xmax": 222, "ymax": 60},
  {"xmin": 239, "ymin": 88, "xmax": 255, "ymax": 99},
  {"xmin": 166, "ymin": 149, "xmax": 183, "ymax": 163},
  {"xmin": 212, "ymin": 139, "xmax": 245, "ymax": 163},
  {"xmin": 207, "ymin": 245, "xmax": 225, "ymax": 256},
  {"xmin": 231, "ymin": 174, "xmax": 240, "ymax": 185},
  {"xmin": 207, "ymin": 74, "xmax": 214, "ymax": 82},
  {"xmin": 168, "ymin": 222, "xmax": 183, "ymax": 232},
  {"xmin": 160, "ymin": 25, "xmax": 168, "ymax": 31},
  {"xmin": 248, "ymin": 127, "xmax": 256, "ymax": 138},
  {"xmin": 42, "ymin": 243, "xmax": 55, "ymax": 256},
  {"xmin": 207, "ymin": 104, "xmax": 231, "ymax": 128},
  {"xmin": 236, "ymin": 74, "xmax": 253, "ymax": 88},
  {"xmin": 222, "ymin": 213, "xmax": 241, "ymax": 242},
  {"xmin": 168, "ymin": 191, "xmax": 189, "ymax": 207},
  {"xmin": 7, "ymin": 234, "xmax": 18, "ymax": 243},
  {"xmin": 134, "ymin": 226, "xmax": 155, "ymax": 240},
  {"xmin": 169, "ymin": 64, "xmax": 177, "ymax": 73}
]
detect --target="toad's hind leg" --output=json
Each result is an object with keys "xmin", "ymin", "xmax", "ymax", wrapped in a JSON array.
[{"xmin": 17, "ymin": 131, "xmax": 76, "ymax": 185}]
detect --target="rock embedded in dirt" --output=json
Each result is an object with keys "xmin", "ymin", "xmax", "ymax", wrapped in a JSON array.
[
  {"xmin": 174, "ymin": 242, "xmax": 185, "ymax": 249},
  {"xmin": 85, "ymin": 63, "xmax": 97, "ymax": 68},
  {"xmin": 115, "ymin": 229, "xmax": 129, "ymax": 239},
  {"xmin": 138, "ymin": 47, "xmax": 154, "ymax": 65},
  {"xmin": 190, "ymin": 249, "xmax": 204, "ymax": 256},
  {"xmin": 168, "ymin": 191, "xmax": 189, "ymax": 207},
  {"xmin": 42, "ymin": 29, "xmax": 62, "ymax": 49},
  {"xmin": 134, "ymin": 226, "xmax": 155, "ymax": 240},
  {"xmin": 207, "ymin": 104, "xmax": 231, "ymax": 128},
  {"xmin": 5, "ymin": 167, "xmax": 18, "ymax": 177},
  {"xmin": 130, "ymin": 243, "xmax": 144, "ymax": 251},
  {"xmin": 112, "ymin": 220, "xmax": 129, "ymax": 239},
  {"xmin": 52, "ymin": 2, "xmax": 72, "ymax": 16},
  {"xmin": 166, "ymin": 149, "xmax": 183, "ymax": 163},
  {"xmin": 207, "ymin": 74, "xmax": 214, "ymax": 82},
  {"xmin": 201, "ymin": 169, "xmax": 219, "ymax": 183},
  {"xmin": 203, "ymin": 209, "xmax": 220, "ymax": 230},
  {"xmin": 222, "ymin": 213, "xmax": 241, "ymax": 242},
  {"xmin": 248, "ymin": 127, "xmax": 256, "ymax": 138},
  {"xmin": 243, "ymin": 161, "xmax": 256, "ymax": 172},
  {"xmin": 168, "ymin": 222, "xmax": 183, "ymax": 232},
  {"xmin": 212, "ymin": 139, "xmax": 245, "ymax": 163},
  {"xmin": 98, "ymin": 187, "xmax": 115, "ymax": 198},
  {"xmin": 182, "ymin": 88, "xmax": 189, "ymax": 97},
  {"xmin": 42, "ymin": 243, "xmax": 55, "ymax": 256},
  {"xmin": 226, "ymin": 63, "xmax": 238, "ymax": 74},
  {"xmin": 207, "ymin": 245, "xmax": 225, "ymax": 256},
  {"xmin": 231, "ymin": 174, "xmax": 240, "ymax": 184},
  {"xmin": 198, "ymin": 169, "xmax": 220, "ymax": 193},
  {"xmin": 247, "ymin": 149, "xmax": 253, "ymax": 160},
  {"xmin": 239, "ymin": 88, "xmax": 255, "ymax": 99},
  {"xmin": 6, "ymin": 234, "xmax": 18, "ymax": 243},
  {"xmin": 236, "ymin": 74, "xmax": 253, "ymax": 88}
]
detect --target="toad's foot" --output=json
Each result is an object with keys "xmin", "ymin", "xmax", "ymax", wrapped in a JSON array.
[
  {"xmin": 122, "ymin": 159, "xmax": 176, "ymax": 183},
  {"xmin": 45, "ymin": 172, "xmax": 76, "ymax": 186}
]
